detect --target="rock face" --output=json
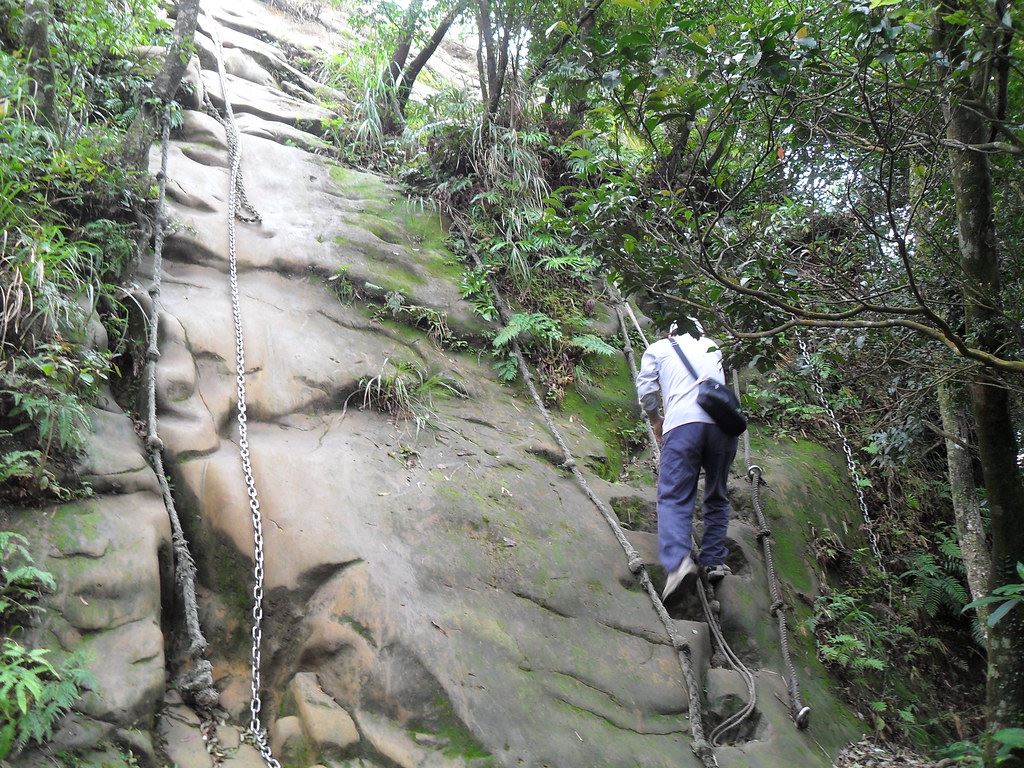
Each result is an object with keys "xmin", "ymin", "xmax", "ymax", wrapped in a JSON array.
[
  {"xmin": 8, "ymin": 1, "xmax": 865, "ymax": 767},
  {"xmin": 2, "ymin": 390, "xmax": 172, "ymax": 765}
]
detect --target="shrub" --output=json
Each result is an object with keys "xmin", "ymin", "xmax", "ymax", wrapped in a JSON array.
[
  {"xmin": 0, "ymin": 532, "xmax": 92, "ymax": 759},
  {"xmin": 355, "ymin": 358, "xmax": 464, "ymax": 433}
]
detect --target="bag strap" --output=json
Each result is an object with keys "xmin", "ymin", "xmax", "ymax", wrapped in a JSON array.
[{"xmin": 668, "ymin": 337, "xmax": 700, "ymax": 381}]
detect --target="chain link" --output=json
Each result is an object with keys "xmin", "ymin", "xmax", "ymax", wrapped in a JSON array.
[
  {"xmin": 207, "ymin": 26, "xmax": 280, "ymax": 768},
  {"xmin": 796, "ymin": 334, "xmax": 885, "ymax": 571}
]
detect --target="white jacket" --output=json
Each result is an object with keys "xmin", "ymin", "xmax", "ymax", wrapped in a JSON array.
[{"xmin": 636, "ymin": 334, "xmax": 725, "ymax": 434}]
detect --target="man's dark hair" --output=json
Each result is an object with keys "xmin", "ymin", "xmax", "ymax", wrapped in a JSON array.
[{"xmin": 664, "ymin": 317, "xmax": 701, "ymax": 338}]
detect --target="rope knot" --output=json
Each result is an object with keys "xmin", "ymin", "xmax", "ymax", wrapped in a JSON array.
[
  {"xmin": 146, "ymin": 346, "xmax": 161, "ymax": 362},
  {"xmin": 627, "ymin": 555, "xmax": 644, "ymax": 575},
  {"xmin": 561, "ymin": 458, "xmax": 576, "ymax": 470},
  {"xmin": 756, "ymin": 528, "xmax": 771, "ymax": 541},
  {"xmin": 179, "ymin": 659, "xmax": 218, "ymax": 710},
  {"xmin": 770, "ymin": 600, "xmax": 786, "ymax": 615},
  {"xmin": 146, "ymin": 434, "xmax": 164, "ymax": 452},
  {"xmin": 747, "ymin": 465, "xmax": 763, "ymax": 480}
]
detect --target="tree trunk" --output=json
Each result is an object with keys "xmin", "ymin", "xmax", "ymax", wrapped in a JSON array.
[
  {"xmin": 124, "ymin": 0, "xmax": 200, "ymax": 170},
  {"xmin": 661, "ymin": 110, "xmax": 696, "ymax": 187},
  {"xmin": 936, "ymin": 3, "xmax": 1024, "ymax": 762},
  {"xmin": 154, "ymin": 0, "xmax": 201, "ymax": 102},
  {"xmin": 970, "ymin": 374, "xmax": 1024, "ymax": 767},
  {"xmin": 477, "ymin": 0, "xmax": 497, "ymax": 106},
  {"xmin": 476, "ymin": 24, "xmax": 489, "ymax": 103},
  {"xmin": 937, "ymin": 380, "xmax": 991, "ymax": 636},
  {"xmin": 382, "ymin": 0, "xmax": 424, "ymax": 88},
  {"xmin": 21, "ymin": 0, "xmax": 57, "ymax": 127},
  {"xmin": 487, "ymin": 8, "xmax": 510, "ymax": 118},
  {"xmin": 396, "ymin": 0, "xmax": 469, "ymax": 117}
]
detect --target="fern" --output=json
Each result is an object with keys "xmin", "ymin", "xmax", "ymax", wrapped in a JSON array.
[
  {"xmin": 0, "ymin": 532, "xmax": 92, "ymax": 759},
  {"xmin": 569, "ymin": 334, "xmax": 617, "ymax": 357},
  {"xmin": 493, "ymin": 354, "xmax": 519, "ymax": 382},
  {"xmin": 493, "ymin": 312, "xmax": 563, "ymax": 350},
  {"xmin": 819, "ymin": 633, "xmax": 886, "ymax": 672},
  {"xmin": 1, "ymin": 532, "xmax": 55, "ymax": 628},
  {"xmin": 902, "ymin": 551, "xmax": 970, "ymax": 617},
  {"xmin": 0, "ymin": 450, "xmax": 40, "ymax": 485}
]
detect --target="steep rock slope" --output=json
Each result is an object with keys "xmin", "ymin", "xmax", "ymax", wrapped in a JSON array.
[{"xmin": 6, "ymin": 2, "xmax": 864, "ymax": 767}]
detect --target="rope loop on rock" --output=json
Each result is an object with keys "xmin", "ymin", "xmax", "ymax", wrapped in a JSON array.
[
  {"xmin": 732, "ymin": 370, "xmax": 810, "ymax": 730},
  {"xmin": 145, "ymin": 103, "xmax": 218, "ymax": 710},
  {"xmin": 449, "ymin": 219, "xmax": 718, "ymax": 766},
  {"xmin": 605, "ymin": 281, "xmax": 761, "ymax": 747}
]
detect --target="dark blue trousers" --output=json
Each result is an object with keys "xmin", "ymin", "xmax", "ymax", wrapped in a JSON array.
[{"xmin": 658, "ymin": 422, "xmax": 738, "ymax": 572}]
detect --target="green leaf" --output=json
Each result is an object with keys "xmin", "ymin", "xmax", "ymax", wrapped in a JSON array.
[
  {"xmin": 964, "ymin": 595, "xmax": 1006, "ymax": 610},
  {"xmin": 544, "ymin": 20, "xmax": 572, "ymax": 38},
  {"xmin": 942, "ymin": 9, "xmax": 973, "ymax": 25},
  {"xmin": 0, "ymin": 722, "xmax": 14, "ymax": 760},
  {"xmin": 994, "ymin": 728, "xmax": 1024, "ymax": 750},
  {"xmin": 986, "ymin": 598, "xmax": 1020, "ymax": 626},
  {"xmin": 570, "ymin": 334, "xmax": 617, "ymax": 356}
]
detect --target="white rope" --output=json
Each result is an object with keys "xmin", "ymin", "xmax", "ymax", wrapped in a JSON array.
[
  {"xmin": 453, "ymin": 223, "xmax": 717, "ymax": 765},
  {"xmin": 146, "ymin": 104, "xmax": 219, "ymax": 709}
]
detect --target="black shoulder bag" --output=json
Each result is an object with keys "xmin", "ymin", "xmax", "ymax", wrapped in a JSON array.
[{"xmin": 668, "ymin": 338, "xmax": 748, "ymax": 437}]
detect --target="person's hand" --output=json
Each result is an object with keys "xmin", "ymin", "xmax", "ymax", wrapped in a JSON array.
[{"xmin": 650, "ymin": 415, "xmax": 664, "ymax": 445}]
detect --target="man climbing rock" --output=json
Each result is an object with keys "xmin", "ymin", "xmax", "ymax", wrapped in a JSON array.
[{"xmin": 636, "ymin": 322, "xmax": 738, "ymax": 606}]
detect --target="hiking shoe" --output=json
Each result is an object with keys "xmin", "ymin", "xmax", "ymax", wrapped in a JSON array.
[
  {"xmin": 705, "ymin": 563, "xmax": 732, "ymax": 584},
  {"xmin": 662, "ymin": 555, "xmax": 698, "ymax": 606}
]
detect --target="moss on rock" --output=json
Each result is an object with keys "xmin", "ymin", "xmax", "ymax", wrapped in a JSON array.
[{"xmin": 560, "ymin": 356, "xmax": 643, "ymax": 481}]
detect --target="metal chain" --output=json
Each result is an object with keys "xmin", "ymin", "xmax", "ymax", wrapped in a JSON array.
[
  {"xmin": 796, "ymin": 334, "xmax": 885, "ymax": 571},
  {"xmin": 207, "ymin": 26, "xmax": 279, "ymax": 768}
]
